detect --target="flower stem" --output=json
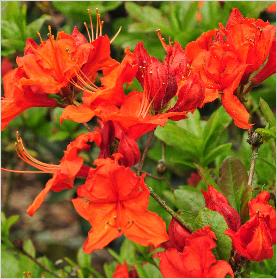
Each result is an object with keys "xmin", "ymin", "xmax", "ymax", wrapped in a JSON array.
[
  {"xmin": 148, "ymin": 186, "xmax": 188, "ymax": 228},
  {"xmin": 13, "ymin": 243, "xmax": 61, "ymax": 278},
  {"xmin": 247, "ymin": 130, "xmax": 263, "ymax": 188},
  {"xmin": 138, "ymin": 132, "xmax": 189, "ymax": 229}
]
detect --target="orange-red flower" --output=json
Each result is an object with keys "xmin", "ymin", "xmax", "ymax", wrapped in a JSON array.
[
  {"xmin": 226, "ymin": 191, "xmax": 276, "ymax": 261},
  {"xmin": 161, "ymin": 218, "xmax": 190, "ymax": 252},
  {"xmin": 112, "ymin": 262, "xmax": 138, "ymax": 278},
  {"xmin": 17, "ymin": 30, "xmax": 91, "ymax": 94},
  {"xmin": 134, "ymin": 39, "xmax": 204, "ymax": 114},
  {"xmin": 202, "ymin": 186, "xmax": 241, "ymax": 231},
  {"xmin": 97, "ymin": 120, "xmax": 141, "ymax": 167},
  {"xmin": 2, "ymin": 21, "xmax": 119, "ymax": 129},
  {"xmin": 14, "ymin": 131, "xmax": 101, "ymax": 216},
  {"xmin": 226, "ymin": 214, "xmax": 273, "ymax": 261},
  {"xmin": 72, "ymin": 154, "xmax": 168, "ymax": 253},
  {"xmin": 223, "ymin": 8, "xmax": 276, "ymax": 83},
  {"xmin": 2, "ymin": 68, "xmax": 57, "ymax": 130},
  {"xmin": 60, "ymin": 49, "xmax": 138, "ymax": 124},
  {"xmin": 158, "ymin": 226, "xmax": 234, "ymax": 278},
  {"xmin": 248, "ymin": 191, "xmax": 276, "ymax": 243},
  {"xmin": 185, "ymin": 8, "xmax": 276, "ymax": 129}
]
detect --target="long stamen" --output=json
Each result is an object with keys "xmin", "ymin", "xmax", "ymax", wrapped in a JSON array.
[
  {"xmin": 75, "ymin": 71, "xmax": 98, "ymax": 91},
  {"xmin": 84, "ymin": 22, "xmax": 92, "ymax": 43},
  {"xmin": 1, "ymin": 168, "xmax": 50, "ymax": 174},
  {"xmin": 110, "ymin": 26, "xmax": 122, "ymax": 43},
  {"xmin": 15, "ymin": 132, "xmax": 59, "ymax": 173},
  {"xmin": 78, "ymin": 68, "xmax": 98, "ymax": 88},
  {"xmin": 156, "ymin": 29, "xmax": 168, "ymax": 51},
  {"xmin": 37, "ymin": 32, "xmax": 44, "ymax": 44},
  {"xmin": 96, "ymin": 8, "xmax": 100, "ymax": 39},
  {"xmin": 87, "ymin": 8, "xmax": 94, "ymax": 41},
  {"xmin": 100, "ymin": 20, "xmax": 104, "ymax": 36}
]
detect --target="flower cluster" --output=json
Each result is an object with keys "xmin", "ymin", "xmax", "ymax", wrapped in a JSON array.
[{"xmin": 1, "ymin": 7, "xmax": 276, "ymax": 278}]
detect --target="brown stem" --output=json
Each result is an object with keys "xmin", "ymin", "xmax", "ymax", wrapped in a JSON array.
[
  {"xmin": 137, "ymin": 131, "xmax": 155, "ymax": 175},
  {"xmin": 14, "ymin": 245, "xmax": 61, "ymax": 278},
  {"xmin": 149, "ymin": 187, "xmax": 188, "ymax": 228},
  {"xmin": 137, "ymin": 132, "xmax": 189, "ymax": 229},
  {"xmin": 247, "ymin": 130, "xmax": 263, "ymax": 188}
]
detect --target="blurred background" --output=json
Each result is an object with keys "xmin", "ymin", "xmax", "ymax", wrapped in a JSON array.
[{"xmin": 1, "ymin": 1, "xmax": 276, "ymax": 278}]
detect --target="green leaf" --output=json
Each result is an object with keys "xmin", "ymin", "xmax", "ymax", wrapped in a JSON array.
[
  {"xmin": 137, "ymin": 263, "xmax": 162, "ymax": 278},
  {"xmin": 259, "ymin": 98, "xmax": 276, "ymax": 127},
  {"xmin": 195, "ymin": 164, "xmax": 218, "ymax": 188},
  {"xmin": 155, "ymin": 121, "xmax": 201, "ymax": 158},
  {"xmin": 23, "ymin": 239, "xmax": 36, "ymax": 258},
  {"xmin": 256, "ymin": 127, "xmax": 276, "ymax": 141},
  {"xmin": 218, "ymin": 157, "xmax": 251, "ymax": 214},
  {"xmin": 175, "ymin": 187, "xmax": 205, "ymax": 231},
  {"xmin": 120, "ymin": 238, "xmax": 136, "ymax": 265},
  {"xmin": 1, "ymin": 248, "xmax": 20, "ymax": 278},
  {"xmin": 107, "ymin": 249, "xmax": 122, "ymax": 263},
  {"xmin": 103, "ymin": 262, "xmax": 116, "ymax": 278},
  {"xmin": 203, "ymin": 143, "xmax": 232, "ymax": 166},
  {"xmin": 193, "ymin": 208, "xmax": 232, "ymax": 260},
  {"xmin": 26, "ymin": 15, "xmax": 51, "ymax": 38},
  {"xmin": 125, "ymin": 2, "xmax": 171, "ymax": 34},
  {"xmin": 77, "ymin": 247, "xmax": 91, "ymax": 268},
  {"xmin": 202, "ymin": 107, "xmax": 231, "ymax": 153}
]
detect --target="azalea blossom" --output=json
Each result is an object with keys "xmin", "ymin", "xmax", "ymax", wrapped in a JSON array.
[
  {"xmin": 158, "ymin": 226, "xmax": 234, "ymax": 278},
  {"xmin": 226, "ymin": 191, "xmax": 276, "ymax": 261},
  {"xmin": 72, "ymin": 154, "xmax": 168, "ymax": 253},
  {"xmin": 14, "ymin": 131, "xmax": 101, "ymax": 216}
]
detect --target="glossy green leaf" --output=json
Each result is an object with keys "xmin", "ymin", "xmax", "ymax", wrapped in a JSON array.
[
  {"xmin": 218, "ymin": 157, "xmax": 251, "ymax": 214},
  {"xmin": 193, "ymin": 208, "xmax": 232, "ymax": 260},
  {"xmin": 175, "ymin": 187, "xmax": 205, "ymax": 231},
  {"xmin": 259, "ymin": 98, "xmax": 276, "ymax": 127}
]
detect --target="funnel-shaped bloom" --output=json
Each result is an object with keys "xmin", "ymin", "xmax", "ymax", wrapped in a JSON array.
[
  {"xmin": 134, "ymin": 40, "xmax": 204, "ymax": 114},
  {"xmin": 158, "ymin": 227, "xmax": 234, "ymax": 278},
  {"xmin": 73, "ymin": 154, "xmax": 168, "ymax": 253},
  {"xmin": 14, "ymin": 132, "xmax": 101, "ymax": 216},
  {"xmin": 1, "ymin": 68, "xmax": 57, "ymax": 130},
  {"xmin": 248, "ymin": 191, "xmax": 276, "ymax": 243},
  {"xmin": 161, "ymin": 218, "xmax": 190, "ymax": 252},
  {"xmin": 226, "ymin": 214, "xmax": 274, "ymax": 261},
  {"xmin": 185, "ymin": 8, "xmax": 276, "ymax": 129}
]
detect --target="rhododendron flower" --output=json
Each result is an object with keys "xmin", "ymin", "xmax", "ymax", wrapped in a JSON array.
[
  {"xmin": 60, "ymin": 49, "xmax": 138, "ymax": 124},
  {"xmin": 97, "ymin": 120, "xmax": 141, "ymax": 167},
  {"xmin": 226, "ymin": 214, "xmax": 274, "ymax": 261},
  {"xmin": 2, "ymin": 68, "xmax": 57, "ymax": 130},
  {"xmin": 223, "ymin": 8, "xmax": 276, "ymax": 83},
  {"xmin": 161, "ymin": 218, "xmax": 190, "ymax": 252},
  {"xmin": 202, "ymin": 185, "xmax": 241, "ymax": 231},
  {"xmin": 72, "ymin": 154, "xmax": 168, "ymax": 253},
  {"xmin": 158, "ymin": 226, "xmax": 234, "ymax": 278},
  {"xmin": 14, "ymin": 131, "xmax": 101, "ymax": 216},
  {"xmin": 2, "ymin": 13, "xmax": 119, "ymax": 130},
  {"xmin": 248, "ymin": 191, "xmax": 276, "ymax": 243},
  {"xmin": 226, "ymin": 191, "xmax": 276, "ymax": 261},
  {"xmin": 185, "ymin": 8, "xmax": 276, "ymax": 129},
  {"xmin": 134, "ymin": 38, "xmax": 204, "ymax": 114},
  {"xmin": 112, "ymin": 262, "xmax": 138, "ymax": 278}
]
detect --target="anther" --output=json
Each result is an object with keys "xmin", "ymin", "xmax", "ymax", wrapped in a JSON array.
[
  {"xmin": 37, "ymin": 32, "xmax": 44, "ymax": 44},
  {"xmin": 84, "ymin": 22, "xmax": 92, "ymax": 43}
]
